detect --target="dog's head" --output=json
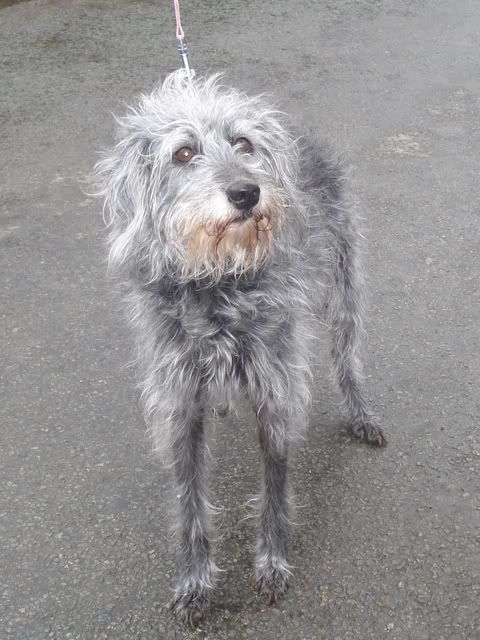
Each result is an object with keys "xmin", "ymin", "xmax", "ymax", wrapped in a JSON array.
[{"xmin": 96, "ymin": 72, "xmax": 303, "ymax": 282}]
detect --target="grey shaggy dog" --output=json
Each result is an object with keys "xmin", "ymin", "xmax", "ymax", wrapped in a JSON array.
[{"xmin": 95, "ymin": 71, "xmax": 386, "ymax": 627}]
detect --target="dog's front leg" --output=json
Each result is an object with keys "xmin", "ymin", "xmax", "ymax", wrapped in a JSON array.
[
  {"xmin": 169, "ymin": 399, "xmax": 217, "ymax": 627},
  {"xmin": 254, "ymin": 402, "xmax": 292, "ymax": 604}
]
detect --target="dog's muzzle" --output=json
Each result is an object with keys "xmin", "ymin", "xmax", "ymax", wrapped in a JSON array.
[{"xmin": 226, "ymin": 181, "xmax": 260, "ymax": 212}]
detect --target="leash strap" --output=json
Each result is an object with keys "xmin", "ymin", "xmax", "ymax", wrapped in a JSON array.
[{"xmin": 173, "ymin": 0, "xmax": 194, "ymax": 79}]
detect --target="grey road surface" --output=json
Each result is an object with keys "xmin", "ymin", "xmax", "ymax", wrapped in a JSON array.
[{"xmin": 1, "ymin": 1, "xmax": 479, "ymax": 638}]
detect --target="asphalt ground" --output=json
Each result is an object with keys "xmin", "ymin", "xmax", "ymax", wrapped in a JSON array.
[{"xmin": 1, "ymin": 1, "xmax": 479, "ymax": 638}]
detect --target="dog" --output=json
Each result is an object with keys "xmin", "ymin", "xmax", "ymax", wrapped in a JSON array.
[{"xmin": 95, "ymin": 71, "xmax": 386, "ymax": 626}]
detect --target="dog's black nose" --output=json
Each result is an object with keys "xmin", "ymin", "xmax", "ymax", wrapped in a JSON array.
[{"xmin": 226, "ymin": 181, "xmax": 260, "ymax": 210}]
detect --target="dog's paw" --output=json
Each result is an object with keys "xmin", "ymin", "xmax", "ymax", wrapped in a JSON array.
[
  {"xmin": 170, "ymin": 588, "xmax": 210, "ymax": 628},
  {"xmin": 254, "ymin": 561, "xmax": 291, "ymax": 605},
  {"xmin": 351, "ymin": 420, "xmax": 387, "ymax": 447}
]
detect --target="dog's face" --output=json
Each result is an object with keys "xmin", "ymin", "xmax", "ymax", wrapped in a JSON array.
[{"xmin": 97, "ymin": 72, "xmax": 302, "ymax": 282}]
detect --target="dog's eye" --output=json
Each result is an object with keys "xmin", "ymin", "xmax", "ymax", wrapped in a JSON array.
[
  {"xmin": 233, "ymin": 137, "xmax": 253, "ymax": 154},
  {"xmin": 175, "ymin": 146, "xmax": 194, "ymax": 163}
]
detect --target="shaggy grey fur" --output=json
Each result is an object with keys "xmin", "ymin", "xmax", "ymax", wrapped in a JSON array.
[{"xmin": 95, "ymin": 71, "xmax": 386, "ymax": 627}]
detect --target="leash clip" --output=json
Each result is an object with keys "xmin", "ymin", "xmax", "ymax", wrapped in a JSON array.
[{"xmin": 176, "ymin": 35, "xmax": 195, "ymax": 80}]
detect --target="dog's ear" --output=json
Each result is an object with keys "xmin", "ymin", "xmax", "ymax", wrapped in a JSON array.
[
  {"xmin": 297, "ymin": 134, "xmax": 346, "ymax": 202},
  {"xmin": 95, "ymin": 127, "xmax": 153, "ymax": 273},
  {"xmin": 250, "ymin": 108, "xmax": 300, "ymax": 190}
]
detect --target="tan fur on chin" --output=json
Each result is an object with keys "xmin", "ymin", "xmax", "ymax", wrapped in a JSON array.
[{"xmin": 184, "ymin": 208, "xmax": 280, "ymax": 278}]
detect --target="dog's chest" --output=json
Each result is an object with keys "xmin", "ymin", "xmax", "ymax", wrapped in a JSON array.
[{"xmin": 175, "ymin": 284, "xmax": 289, "ymax": 365}]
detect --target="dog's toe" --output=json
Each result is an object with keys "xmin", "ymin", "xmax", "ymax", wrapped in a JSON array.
[
  {"xmin": 255, "ymin": 568, "xmax": 290, "ymax": 605},
  {"xmin": 170, "ymin": 590, "xmax": 209, "ymax": 628},
  {"xmin": 351, "ymin": 420, "xmax": 387, "ymax": 447}
]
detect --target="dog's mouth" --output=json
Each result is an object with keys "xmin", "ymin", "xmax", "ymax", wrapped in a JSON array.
[
  {"xmin": 183, "ymin": 195, "xmax": 285, "ymax": 278},
  {"xmin": 229, "ymin": 210, "xmax": 270, "ymax": 228},
  {"xmin": 230, "ymin": 211, "xmax": 254, "ymax": 224}
]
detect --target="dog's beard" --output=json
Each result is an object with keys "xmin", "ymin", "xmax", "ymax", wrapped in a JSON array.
[{"xmin": 180, "ymin": 198, "xmax": 283, "ymax": 280}]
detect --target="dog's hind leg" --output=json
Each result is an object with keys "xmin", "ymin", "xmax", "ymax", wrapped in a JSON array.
[
  {"xmin": 326, "ymin": 209, "xmax": 387, "ymax": 446},
  {"xmin": 169, "ymin": 397, "xmax": 217, "ymax": 626}
]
